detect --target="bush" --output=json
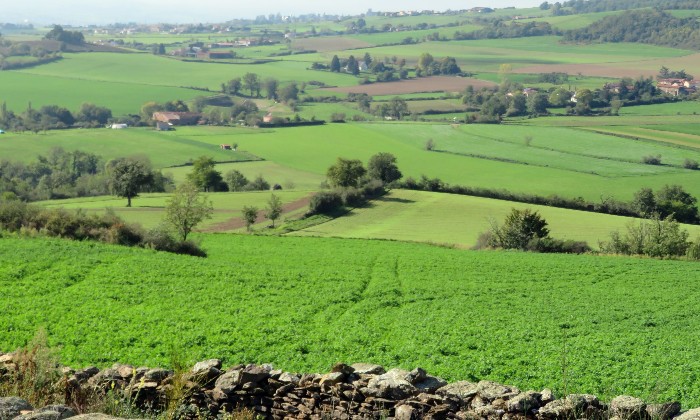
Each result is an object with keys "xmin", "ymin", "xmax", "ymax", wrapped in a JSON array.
[
  {"xmin": 600, "ymin": 215, "xmax": 690, "ymax": 258},
  {"xmin": 173, "ymin": 240, "xmax": 207, "ymax": 258},
  {"xmin": 642, "ymin": 154, "xmax": 662, "ymax": 165},
  {"xmin": 361, "ymin": 179, "xmax": 386, "ymax": 198},
  {"xmin": 341, "ymin": 187, "xmax": 365, "ymax": 207},
  {"xmin": 687, "ymin": 238, "xmax": 700, "ymax": 260},
  {"xmin": 488, "ymin": 208, "xmax": 550, "ymax": 250},
  {"xmin": 526, "ymin": 237, "xmax": 591, "ymax": 254},
  {"xmin": 308, "ymin": 191, "xmax": 343, "ymax": 215},
  {"xmin": 684, "ymin": 158, "xmax": 699, "ymax": 170}
]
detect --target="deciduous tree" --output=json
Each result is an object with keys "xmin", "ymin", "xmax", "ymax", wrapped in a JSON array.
[
  {"xmin": 108, "ymin": 157, "xmax": 153, "ymax": 207},
  {"xmin": 165, "ymin": 181, "xmax": 213, "ymax": 241},
  {"xmin": 265, "ymin": 194, "xmax": 283, "ymax": 227},
  {"xmin": 326, "ymin": 158, "xmax": 366, "ymax": 188},
  {"xmin": 367, "ymin": 152, "xmax": 402, "ymax": 185}
]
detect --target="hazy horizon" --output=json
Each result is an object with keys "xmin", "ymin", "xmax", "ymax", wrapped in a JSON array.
[{"xmin": 4, "ymin": 0, "xmax": 543, "ymax": 26}]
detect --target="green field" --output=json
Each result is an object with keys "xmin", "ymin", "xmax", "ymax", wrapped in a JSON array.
[
  {"xmin": 4, "ymin": 122, "xmax": 700, "ymax": 202},
  {"xmin": 291, "ymin": 190, "xmax": 700, "ymax": 248},
  {"xmin": 3, "ymin": 234, "xmax": 700, "ymax": 406},
  {"xmin": 40, "ymin": 190, "xmax": 311, "ymax": 231},
  {"xmin": 0, "ymin": 127, "xmax": 260, "ymax": 168}
]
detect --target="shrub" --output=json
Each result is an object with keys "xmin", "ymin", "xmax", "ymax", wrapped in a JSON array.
[
  {"xmin": 684, "ymin": 158, "xmax": 699, "ymax": 170},
  {"xmin": 361, "ymin": 179, "xmax": 386, "ymax": 198},
  {"xmin": 642, "ymin": 154, "xmax": 662, "ymax": 165},
  {"xmin": 308, "ymin": 191, "xmax": 343, "ymax": 215},
  {"xmin": 424, "ymin": 138, "xmax": 435, "ymax": 151},
  {"xmin": 600, "ymin": 215, "xmax": 690, "ymax": 258},
  {"xmin": 488, "ymin": 208, "xmax": 550, "ymax": 250},
  {"xmin": 687, "ymin": 238, "xmax": 700, "ymax": 260},
  {"xmin": 341, "ymin": 187, "xmax": 365, "ymax": 207},
  {"xmin": 173, "ymin": 240, "xmax": 207, "ymax": 258},
  {"xmin": 526, "ymin": 237, "xmax": 591, "ymax": 254}
]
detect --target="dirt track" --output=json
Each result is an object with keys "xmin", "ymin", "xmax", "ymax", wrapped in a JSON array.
[{"xmin": 202, "ymin": 195, "xmax": 312, "ymax": 233}]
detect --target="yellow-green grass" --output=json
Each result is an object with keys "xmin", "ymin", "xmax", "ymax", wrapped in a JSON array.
[
  {"xmin": 618, "ymin": 101, "xmax": 700, "ymax": 116},
  {"xmin": 0, "ymin": 127, "xmax": 260, "ymax": 169},
  {"xmin": 293, "ymin": 102, "xmax": 375, "ymax": 122},
  {"xmin": 291, "ymin": 189, "xmax": 700, "ymax": 248},
  {"xmin": 517, "ymin": 114, "xmax": 700, "ymax": 127},
  {"xmin": 429, "ymin": 123, "xmax": 700, "ymax": 172},
  {"xmin": 319, "ymin": 37, "xmax": 693, "ymax": 73},
  {"xmin": 404, "ymin": 98, "xmax": 466, "ymax": 113},
  {"xmin": 166, "ymin": 160, "xmax": 325, "ymax": 191},
  {"xmin": 523, "ymin": 10, "xmax": 628, "ymax": 30},
  {"xmin": 40, "ymin": 190, "xmax": 310, "ymax": 231},
  {"xmin": 219, "ymin": 123, "xmax": 700, "ymax": 201},
  {"xmin": 579, "ymin": 126, "xmax": 700, "ymax": 151},
  {"xmin": 348, "ymin": 24, "xmax": 483, "ymax": 46},
  {"xmin": 14, "ymin": 52, "xmax": 360, "ymax": 92},
  {"xmin": 669, "ymin": 10, "xmax": 700, "ymax": 18},
  {"xmin": 476, "ymin": 72, "xmax": 616, "ymax": 90},
  {"xmin": 0, "ymin": 70, "xmax": 206, "ymax": 116},
  {"xmin": 5, "ymin": 122, "xmax": 700, "ymax": 203}
]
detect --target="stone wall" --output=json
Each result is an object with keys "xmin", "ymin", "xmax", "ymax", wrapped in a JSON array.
[{"xmin": 2, "ymin": 353, "xmax": 700, "ymax": 420}]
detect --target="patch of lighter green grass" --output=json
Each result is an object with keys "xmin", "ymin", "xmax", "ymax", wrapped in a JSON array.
[
  {"xmin": 166, "ymin": 160, "xmax": 325, "ymax": 191},
  {"xmin": 291, "ymin": 189, "xmax": 700, "ymax": 249},
  {"xmin": 39, "ymin": 190, "xmax": 310, "ymax": 230}
]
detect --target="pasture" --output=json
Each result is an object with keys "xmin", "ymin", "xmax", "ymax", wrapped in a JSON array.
[
  {"xmin": 4, "ymin": 122, "xmax": 700, "ymax": 202},
  {"xmin": 40, "ymin": 190, "xmax": 311, "ymax": 231},
  {"xmin": 291, "ymin": 189, "xmax": 700, "ymax": 248},
  {"xmin": 2, "ymin": 235, "xmax": 700, "ymax": 407}
]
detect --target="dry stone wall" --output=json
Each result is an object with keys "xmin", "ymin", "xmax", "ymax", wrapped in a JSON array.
[{"xmin": 2, "ymin": 352, "xmax": 700, "ymax": 420}]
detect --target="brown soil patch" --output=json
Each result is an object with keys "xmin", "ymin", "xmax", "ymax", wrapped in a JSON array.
[
  {"xmin": 202, "ymin": 194, "xmax": 312, "ymax": 233},
  {"xmin": 292, "ymin": 37, "xmax": 372, "ymax": 52},
  {"xmin": 321, "ymin": 76, "xmax": 497, "ymax": 96}
]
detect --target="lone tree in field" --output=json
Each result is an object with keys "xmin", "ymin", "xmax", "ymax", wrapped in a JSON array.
[
  {"xmin": 225, "ymin": 169, "xmax": 248, "ymax": 192},
  {"xmin": 242, "ymin": 206, "xmax": 259, "ymax": 232},
  {"xmin": 265, "ymin": 194, "xmax": 283, "ymax": 227},
  {"xmin": 488, "ymin": 208, "xmax": 550, "ymax": 250},
  {"xmin": 108, "ymin": 157, "xmax": 153, "ymax": 207},
  {"xmin": 367, "ymin": 152, "xmax": 402, "ymax": 185},
  {"xmin": 187, "ymin": 156, "xmax": 224, "ymax": 192},
  {"xmin": 165, "ymin": 181, "xmax": 214, "ymax": 241},
  {"xmin": 326, "ymin": 158, "xmax": 366, "ymax": 188}
]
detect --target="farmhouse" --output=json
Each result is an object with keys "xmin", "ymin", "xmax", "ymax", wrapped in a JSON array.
[
  {"xmin": 152, "ymin": 112, "xmax": 202, "ymax": 126},
  {"xmin": 657, "ymin": 78, "xmax": 697, "ymax": 96},
  {"xmin": 111, "ymin": 123, "xmax": 128, "ymax": 129}
]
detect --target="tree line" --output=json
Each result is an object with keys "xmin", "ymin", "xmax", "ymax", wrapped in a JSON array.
[
  {"xmin": 0, "ymin": 148, "xmax": 172, "ymax": 203},
  {"xmin": 0, "ymin": 102, "xmax": 113, "ymax": 132},
  {"xmin": 562, "ymin": 9, "xmax": 700, "ymax": 50}
]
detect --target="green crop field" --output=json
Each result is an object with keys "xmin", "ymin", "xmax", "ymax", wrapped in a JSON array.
[
  {"xmin": 2, "ymin": 234, "xmax": 700, "ymax": 406},
  {"xmin": 291, "ymin": 189, "xmax": 700, "ymax": 248}
]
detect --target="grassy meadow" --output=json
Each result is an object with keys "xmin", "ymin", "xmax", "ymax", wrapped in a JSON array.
[
  {"xmin": 4, "ymin": 122, "xmax": 700, "ymax": 202},
  {"xmin": 2, "ymin": 235, "xmax": 700, "ymax": 407},
  {"xmin": 291, "ymin": 190, "xmax": 700, "ymax": 248}
]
